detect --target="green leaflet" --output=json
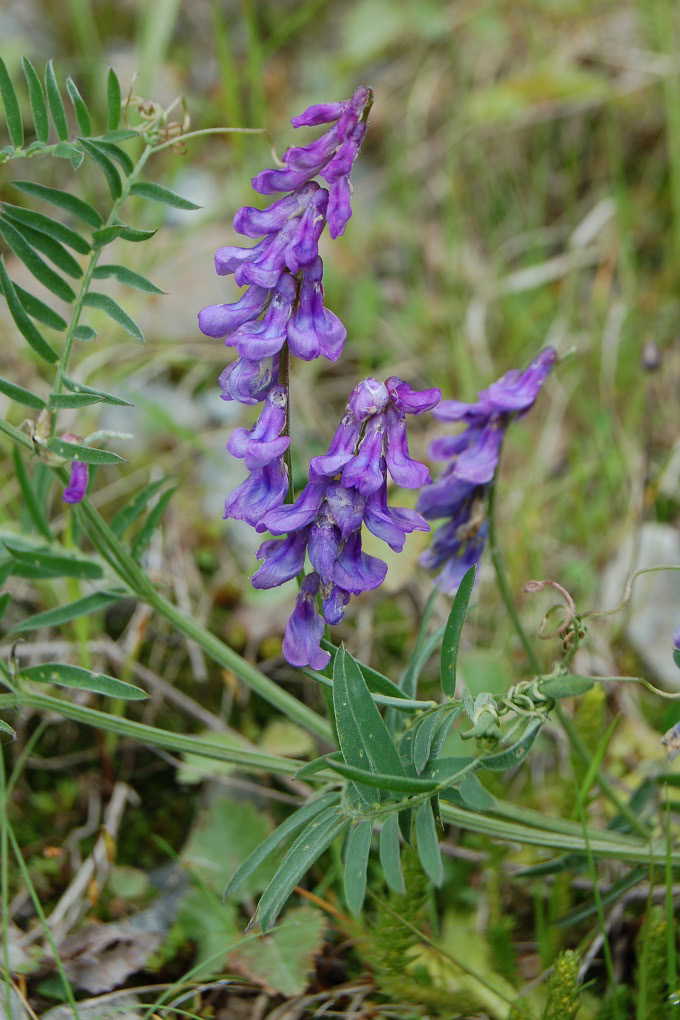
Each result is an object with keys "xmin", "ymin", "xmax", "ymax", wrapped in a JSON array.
[
  {"xmin": 92, "ymin": 223, "xmax": 157, "ymax": 246},
  {"xmin": 49, "ymin": 392, "xmax": 102, "ymax": 409},
  {"xmin": 46, "ymin": 436, "xmax": 126, "ymax": 465},
  {"xmin": 412, "ymin": 712, "xmax": 441, "ymax": 775},
  {"xmin": 82, "ymin": 292, "xmax": 143, "ymax": 343},
  {"xmin": 0, "ymin": 257, "xmax": 58, "ymax": 363},
  {"xmin": 430, "ymin": 704, "xmax": 464, "ymax": 759},
  {"xmin": 73, "ymin": 325, "xmax": 96, "ymax": 342},
  {"xmin": 3, "ymin": 217, "xmax": 83, "ymax": 278},
  {"xmin": 0, "ymin": 718, "xmax": 16, "ymax": 741},
  {"xmin": 0, "ymin": 218, "xmax": 75, "ymax": 302},
  {"xmin": 12, "ymin": 448, "xmax": 51, "ymax": 540},
  {"xmin": 321, "ymin": 639, "xmax": 408, "ymax": 700},
  {"xmin": 477, "ymin": 719, "xmax": 543, "ymax": 771},
  {"xmin": 89, "ymin": 139, "xmax": 133, "ymax": 176},
  {"xmin": 107, "ymin": 68, "xmax": 121, "ymax": 131},
  {"xmin": 21, "ymin": 58, "xmax": 48, "ymax": 143},
  {"xmin": 11, "ymin": 181, "xmax": 103, "ymax": 228},
  {"xmin": 379, "ymin": 812, "xmax": 405, "ymax": 894},
  {"xmin": 0, "ymin": 57, "xmax": 23, "ymax": 149},
  {"xmin": 1, "ymin": 537, "xmax": 102, "ymax": 580},
  {"xmin": 80, "ymin": 139, "xmax": 122, "ymax": 200},
  {"xmin": 440, "ymin": 564, "xmax": 476, "ymax": 696},
  {"xmin": 415, "ymin": 800, "xmax": 443, "ymax": 886},
  {"xmin": 343, "ymin": 820, "xmax": 373, "ymax": 916},
  {"xmin": 224, "ymin": 792, "xmax": 340, "ymax": 901},
  {"xmin": 44, "ymin": 60, "xmax": 68, "ymax": 141},
  {"xmin": 65, "ymin": 77, "xmax": 92, "ymax": 136},
  {"xmin": 422, "ymin": 754, "xmax": 477, "ymax": 785},
  {"xmin": 1, "ymin": 203, "xmax": 90, "ymax": 254},
  {"xmin": 93, "ymin": 263, "xmax": 165, "ymax": 294},
  {"xmin": 129, "ymin": 181, "xmax": 201, "ymax": 210},
  {"xmin": 20, "ymin": 662, "xmax": 146, "ymax": 700},
  {"xmin": 0, "ymin": 375, "xmax": 45, "ymax": 410},
  {"xmin": 458, "ymin": 772, "xmax": 496, "ymax": 811},
  {"xmin": 14, "ymin": 281, "xmax": 67, "ymax": 331},
  {"xmin": 11, "ymin": 589, "xmax": 124, "ymax": 633},
  {"xmin": 324, "ymin": 757, "xmax": 440, "ymax": 793},
  {"xmin": 255, "ymin": 805, "xmax": 349, "ymax": 931}
]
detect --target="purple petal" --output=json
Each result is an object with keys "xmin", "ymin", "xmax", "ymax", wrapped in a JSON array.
[
  {"xmin": 198, "ymin": 285, "xmax": 270, "ymax": 340},
  {"xmin": 482, "ymin": 347, "xmax": 557, "ymax": 413},
  {"xmin": 348, "ymin": 377, "xmax": 389, "ymax": 420},
  {"xmin": 229, "ymin": 273, "xmax": 296, "ymax": 359},
  {"xmin": 286, "ymin": 256, "xmax": 346, "ymax": 363},
  {"xmin": 333, "ymin": 533, "xmax": 387, "ymax": 594},
  {"xmin": 282, "ymin": 129, "xmax": 341, "ymax": 173},
  {"xmin": 62, "ymin": 461, "xmax": 88, "ymax": 504},
  {"xmin": 233, "ymin": 183, "xmax": 320, "ymax": 238},
  {"xmin": 341, "ymin": 416, "xmax": 386, "ymax": 495},
  {"xmin": 282, "ymin": 573, "xmax": 330, "ymax": 669},
  {"xmin": 429, "ymin": 430, "xmax": 478, "ymax": 462},
  {"xmin": 215, "ymin": 240, "xmax": 268, "ymax": 276},
  {"xmin": 252, "ymin": 529, "xmax": 308, "ymax": 589},
  {"xmin": 291, "ymin": 101, "xmax": 347, "ymax": 129},
  {"xmin": 227, "ymin": 385, "xmax": 289, "ymax": 469},
  {"xmin": 384, "ymin": 408, "xmax": 431, "ymax": 489},
  {"xmin": 324, "ymin": 479, "xmax": 365, "ymax": 537},
  {"xmin": 320, "ymin": 582, "xmax": 350, "ymax": 625},
  {"xmin": 453, "ymin": 424, "xmax": 503, "ymax": 485},
  {"xmin": 224, "ymin": 460, "xmax": 288, "ymax": 527},
  {"xmin": 326, "ymin": 175, "xmax": 352, "ymax": 239},
  {"xmin": 233, "ymin": 221, "xmax": 299, "ymax": 289},
  {"xmin": 385, "ymin": 376, "xmax": 441, "ymax": 415},
  {"xmin": 310, "ymin": 417, "xmax": 361, "ymax": 477},
  {"xmin": 264, "ymin": 480, "xmax": 327, "ymax": 535},
  {"xmin": 433, "ymin": 398, "xmax": 492, "ymax": 425},
  {"xmin": 363, "ymin": 479, "xmax": 429, "ymax": 552},
  {"xmin": 308, "ymin": 515, "xmax": 342, "ymax": 583},
  {"xmin": 416, "ymin": 470, "xmax": 476, "ymax": 521},
  {"xmin": 284, "ymin": 189, "xmax": 329, "ymax": 273},
  {"xmin": 218, "ymin": 356, "xmax": 278, "ymax": 405}
]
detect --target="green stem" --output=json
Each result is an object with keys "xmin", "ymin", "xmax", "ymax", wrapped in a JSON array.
[
  {"xmin": 486, "ymin": 473, "xmax": 651, "ymax": 840},
  {"xmin": 149, "ymin": 126, "xmax": 271, "ymax": 155}
]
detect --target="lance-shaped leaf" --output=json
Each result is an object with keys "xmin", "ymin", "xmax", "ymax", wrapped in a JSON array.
[
  {"xmin": 0, "ymin": 258, "xmax": 58, "ymax": 363},
  {"xmin": 0, "ymin": 218, "xmax": 75, "ymax": 302},
  {"xmin": 49, "ymin": 392, "xmax": 102, "ymax": 409},
  {"xmin": 412, "ymin": 712, "xmax": 442, "ymax": 775},
  {"xmin": 415, "ymin": 800, "xmax": 443, "ymax": 886},
  {"xmin": 255, "ymin": 805, "xmax": 349, "ymax": 931},
  {"xmin": 82, "ymin": 292, "xmax": 143, "ymax": 343},
  {"xmin": 130, "ymin": 181, "xmax": 201, "ymax": 210},
  {"xmin": 225, "ymin": 793, "xmax": 339, "ymax": 902},
  {"xmin": 73, "ymin": 325, "xmax": 96, "ymax": 341},
  {"xmin": 422, "ymin": 754, "xmax": 477, "ymax": 786},
  {"xmin": 90, "ymin": 139, "xmax": 133, "ymax": 176},
  {"xmin": 104, "ymin": 129, "xmax": 139, "ymax": 142},
  {"xmin": 538, "ymin": 674, "xmax": 595, "ymax": 700},
  {"xmin": 13, "ymin": 282, "xmax": 67, "ymax": 331},
  {"xmin": 430, "ymin": 705, "xmax": 463, "ymax": 760},
  {"xmin": 44, "ymin": 60, "xmax": 68, "ymax": 141},
  {"xmin": 0, "ymin": 57, "xmax": 23, "ymax": 149},
  {"xmin": 325, "ymin": 757, "xmax": 439, "ymax": 793},
  {"xmin": 5, "ymin": 218, "xmax": 83, "ymax": 278},
  {"xmin": 80, "ymin": 139, "xmax": 121, "ymax": 200},
  {"xmin": 46, "ymin": 436, "xmax": 126, "ymax": 465},
  {"xmin": 93, "ymin": 263, "xmax": 165, "ymax": 294},
  {"xmin": 62, "ymin": 375, "xmax": 131, "ymax": 407},
  {"xmin": 11, "ymin": 181, "xmax": 103, "ymax": 228},
  {"xmin": 477, "ymin": 718, "xmax": 543, "ymax": 772},
  {"xmin": 2, "ymin": 538, "xmax": 102, "ymax": 580},
  {"xmin": 12, "ymin": 448, "xmax": 51, "ymax": 540},
  {"xmin": 11, "ymin": 589, "xmax": 124, "ymax": 633},
  {"xmin": 321, "ymin": 640, "xmax": 409, "ymax": 701},
  {"xmin": 379, "ymin": 812, "xmax": 405, "ymax": 894},
  {"xmin": 344, "ymin": 820, "xmax": 373, "ymax": 916},
  {"xmin": 0, "ymin": 375, "xmax": 45, "ymax": 409},
  {"xmin": 21, "ymin": 58, "xmax": 48, "ymax": 143},
  {"xmin": 65, "ymin": 77, "xmax": 91, "ymax": 136},
  {"xmin": 459, "ymin": 772, "xmax": 495, "ymax": 811},
  {"xmin": 20, "ymin": 662, "xmax": 146, "ymax": 700},
  {"xmin": 92, "ymin": 222, "xmax": 157, "ymax": 246},
  {"xmin": 440, "ymin": 564, "xmax": 476, "ymax": 696},
  {"xmin": 130, "ymin": 488, "xmax": 176, "ymax": 560},
  {"xmin": 1, "ymin": 204, "xmax": 90, "ymax": 254},
  {"xmin": 107, "ymin": 68, "xmax": 121, "ymax": 131},
  {"xmin": 333, "ymin": 646, "xmax": 405, "ymax": 805}
]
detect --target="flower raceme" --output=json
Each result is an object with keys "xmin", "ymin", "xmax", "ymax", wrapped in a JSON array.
[
  {"xmin": 253, "ymin": 377, "xmax": 440, "ymax": 669},
  {"xmin": 418, "ymin": 349, "xmax": 557, "ymax": 594}
]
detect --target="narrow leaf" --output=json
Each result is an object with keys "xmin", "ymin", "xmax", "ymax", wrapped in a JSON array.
[
  {"xmin": 321, "ymin": 639, "xmax": 408, "ymax": 701},
  {"xmin": 0, "ymin": 375, "xmax": 45, "ymax": 409},
  {"xmin": 440, "ymin": 564, "xmax": 476, "ymax": 696},
  {"xmin": 325, "ymin": 757, "xmax": 440, "ymax": 793},
  {"xmin": 44, "ymin": 60, "xmax": 68, "ymax": 141},
  {"xmin": 10, "ymin": 181, "xmax": 103, "ymax": 228},
  {"xmin": 255, "ymin": 806, "xmax": 349, "ymax": 931},
  {"xmin": 49, "ymin": 392, "xmax": 102, "ymax": 409},
  {"xmin": 1, "ymin": 203, "xmax": 90, "ymax": 253},
  {"xmin": 46, "ymin": 436, "xmax": 126, "ymax": 465},
  {"xmin": 399, "ymin": 624, "xmax": 446, "ymax": 700},
  {"xmin": 89, "ymin": 139, "xmax": 133, "ymax": 176},
  {"xmin": 343, "ymin": 820, "xmax": 372, "ymax": 916},
  {"xmin": 224, "ymin": 793, "xmax": 339, "ymax": 901},
  {"xmin": 107, "ymin": 68, "xmax": 121, "ymax": 131},
  {"xmin": 423, "ymin": 755, "xmax": 477, "ymax": 785},
  {"xmin": 413, "ymin": 712, "xmax": 441, "ymax": 775},
  {"xmin": 379, "ymin": 813, "xmax": 405, "ymax": 894},
  {"xmin": 0, "ymin": 718, "xmax": 16, "ymax": 741},
  {"xmin": 3, "ymin": 217, "xmax": 82, "ymax": 278},
  {"xmin": 478, "ymin": 719, "xmax": 543, "ymax": 772},
  {"xmin": 130, "ymin": 488, "xmax": 176, "ymax": 559},
  {"xmin": 80, "ymin": 139, "xmax": 121, "ymax": 200},
  {"xmin": 12, "ymin": 448, "xmax": 51, "ymax": 540},
  {"xmin": 431, "ymin": 705, "xmax": 464, "ymax": 759},
  {"xmin": 333, "ymin": 646, "xmax": 405, "ymax": 777},
  {"xmin": 130, "ymin": 181, "xmax": 201, "ymax": 210},
  {"xmin": 82, "ymin": 292, "xmax": 143, "ymax": 343},
  {"xmin": 93, "ymin": 263, "xmax": 165, "ymax": 294},
  {"xmin": 73, "ymin": 325, "xmax": 96, "ymax": 341},
  {"xmin": 293, "ymin": 751, "xmax": 343, "ymax": 779},
  {"xmin": 0, "ymin": 218, "xmax": 76, "ymax": 302},
  {"xmin": 20, "ymin": 662, "xmax": 146, "ymax": 700},
  {"xmin": 13, "ymin": 282, "xmax": 66, "ymax": 331},
  {"xmin": 459, "ymin": 772, "xmax": 496, "ymax": 811},
  {"xmin": 21, "ymin": 58, "xmax": 48, "ymax": 142},
  {"xmin": 11, "ymin": 590, "xmax": 123, "ymax": 633},
  {"xmin": 2, "ymin": 538, "xmax": 102, "ymax": 580},
  {"xmin": 103, "ymin": 129, "xmax": 140, "ymax": 142},
  {"xmin": 0, "ymin": 258, "xmax": 58, "ymax": 363},
  {"xmin": 63, "ymin": 375, "xmax": 131, "ymax": 407},
  {"xmin": 0, "ymin": 57, "xmax": 23, "ymax": 149},
  {"xmin": 415, "ymin": 800, "xmax": 443, "ymax": 886},
  {"xmin": 92, "ymin": 223, "xmax": 157, "ymax": 246},
  {"xmin": 65, "ymin": 77, "xmax": 91, "ymax": 136}
]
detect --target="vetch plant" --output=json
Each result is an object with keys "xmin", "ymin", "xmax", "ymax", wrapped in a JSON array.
[{"xmin": 1, "ymin": 63, "xmax": 680, "ymax": 1013}]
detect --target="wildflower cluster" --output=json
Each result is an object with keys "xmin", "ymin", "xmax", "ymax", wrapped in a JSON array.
[
  {"xmin": 197, "ymin": 87, "xmax": 373, "ymax": 527},
  {"xmin": 253, "ymin": 377, "xmax": 439, "ymax": 668},
  {"xmin": 418, "ymin": 348, "xmax": 557, "ymax": 593}
]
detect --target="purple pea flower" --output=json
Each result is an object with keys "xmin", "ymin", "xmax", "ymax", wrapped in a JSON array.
[
  {"xmin": 62, "ymin": 460, "xmax": 88, "ymax": 504},
  {"xmin": 419, "ymin": 348, "xmax": 557, "ymax": 594}
]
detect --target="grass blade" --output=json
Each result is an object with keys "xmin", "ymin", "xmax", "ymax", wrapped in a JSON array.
[
  {"xmin": 11, "ymin": 180, "xmax": 103, "ymax": 228},
  {"xmin": 21, "ymin": 58, "xmax": 48, "ymax": 142},
  {"xmin": 130, "ymin": 488, "xmax": 176, "ymax": 559},
  {"xmin": 0, "ymin": 58, "xmax": 23, "ymax": 149},
  {"xmin": 0, "ymin": 258, "xmax": 58, "ymax": 363},
  {"xmin": 44, "ymin": 60, "xmax": 68, "ymax": 141},
  {"xmin": 107, "ymin": 68, "xmax": 121, "ymax": 131},
  {"xmin": 65, "ymin": 77, "xmax": 91, "ymax": 136},
  {"xmin": 344, "ymin": 820, "xmax": 372, "ymax": 916},
  {"xmin": 82, "ymin": 291, "xmax": 143, "ymax": 342}
]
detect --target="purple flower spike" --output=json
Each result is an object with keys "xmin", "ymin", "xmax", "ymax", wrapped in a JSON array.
[
  {"xmin": 252, "ymin": 530, "xmax": 308, "ymax": 589},
  {"xmin": 224, "ymin": 459, "xmax": 288, "ymax": 527},
  {"xmin": 219, "ymin": 356, "xmax": 278, "ymax": 405},
  {"xmin": 384, "ymin": 407, "xmax": 431, "ymax": 489},
  {"xmin": 286, "ymin": 257, "xmax": 346, "ymax": 363},
  {"xmin": 62, "ymin": 461, "xmax": 88, "ymax": 504},
  {"xmin": 227, "ymin": 385, "xmax": 289, "ymax": 469},
  {"xmin": 228, "ymin": 273, "xmax": 296, "ymax": 359},
  {"xmin": 282, "ymin": 573, "xmax": 330, "ymax": 670},
  {"xmin": 198, "ymin": 285, "xmax": 270, "ymax": 340}
]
